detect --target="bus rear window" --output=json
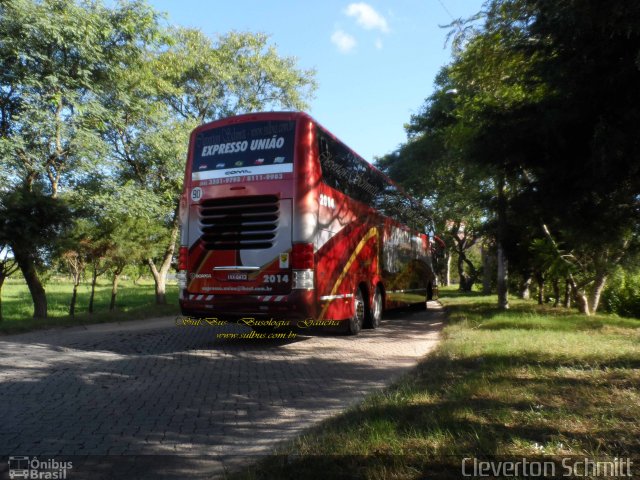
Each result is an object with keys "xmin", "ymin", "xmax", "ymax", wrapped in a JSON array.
[{"xmin": 192, "ymin": 120, "xmax": 296, "ymax": 175}]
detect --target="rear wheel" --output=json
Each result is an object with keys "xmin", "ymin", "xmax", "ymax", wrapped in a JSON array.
[
  {"xmin": 367, "ymin": 286, "xmax": 383, "ymax": 329},
  {"xmin": 347, "ymin": 287, "xmax": 365, "ymax": 335}
]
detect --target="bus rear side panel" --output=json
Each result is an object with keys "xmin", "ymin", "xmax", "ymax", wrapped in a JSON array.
[{"xmin": 313, "ymin": 181, "xmax": 381, "ymax": 321}]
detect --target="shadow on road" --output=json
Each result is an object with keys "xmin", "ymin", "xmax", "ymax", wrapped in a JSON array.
[{"xmin": 0, "ymin": 304, "xmax": 444, "ymax": 479}]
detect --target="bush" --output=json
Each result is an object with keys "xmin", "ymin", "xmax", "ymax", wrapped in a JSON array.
[{"xmin": 601, "ymin": 267, "xmax": 640, "ymax": 318}]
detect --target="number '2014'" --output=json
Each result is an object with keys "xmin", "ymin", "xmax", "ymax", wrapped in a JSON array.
[
  {"xmin": 319, "ymin": 194, "xmax": 335, "ymax": 208},
  {"xmin": 263, "ymin": 274, "xmax": 289, "ymax": 283}
]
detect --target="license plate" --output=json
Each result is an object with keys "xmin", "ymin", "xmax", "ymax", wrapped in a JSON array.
[{"xmin": 227, "ymin": 272, "xmax": 248, "ymax": 281}]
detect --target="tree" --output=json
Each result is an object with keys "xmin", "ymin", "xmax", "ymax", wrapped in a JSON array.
[
  {"xmin": 60, "ymin": 249, "xmax": 85, "ymax": 318},
  {"xmin": 84, "ymin": 227, "xmax": 112, "ymax": 314},
  {"xmin": 106, "ymin": 217, "xmax": 152, "ymax": 311},
  {"xmin": 0, "ymin": 0, "xmax": 165, "ymax": 317},
  {"xmin": 156, "ymin": 29, "xmax": 317, "ymax": 123},
  {"xmin": 456, "ymin": 1, "xmax": 640, "ymax": 313},
  {"xmin": 0, "ymin": 188, "xmax": 70, "ymax": 317},
  {"xmin": 102, "ymin": 105, "xmax": 190, "ymax": 305},
  {"xmin": 399, "ymin": 0, "xmax": 640, "ymax": 313},
  {"xmin": 447, "ymin": 221, "xmax": 481, "ymax": 291}
]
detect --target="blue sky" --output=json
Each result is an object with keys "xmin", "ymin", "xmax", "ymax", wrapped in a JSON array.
[{"xmin": 147, "ymin": 0, "xmax": 485, "ymax": 162}]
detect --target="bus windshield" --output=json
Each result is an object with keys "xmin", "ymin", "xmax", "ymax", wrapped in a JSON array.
[{"xmin": 191, "ymin": 120, "xmax": 296, "ymax": 182}]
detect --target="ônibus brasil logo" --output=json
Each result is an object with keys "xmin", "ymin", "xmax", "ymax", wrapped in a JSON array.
[{"xmin": 8, "ymin": 456, "xmax": 73, "ymax": 479}]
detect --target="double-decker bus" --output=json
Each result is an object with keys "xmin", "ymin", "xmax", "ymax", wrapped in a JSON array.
[{"xmin": 177, "ymin": 111, "xmax": 436, "ymax": 335}]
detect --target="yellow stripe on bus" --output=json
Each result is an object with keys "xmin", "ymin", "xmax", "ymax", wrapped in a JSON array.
[{"xmin": 318, "ymin": 227, "xmax": 379, "ymax": 321}]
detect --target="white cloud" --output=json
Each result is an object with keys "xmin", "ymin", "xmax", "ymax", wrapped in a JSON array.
[
  {"xmin": 345, "ymin": 3, "xmax": 389, "ymax": 33},
  {"xmin": 331, "ymin": 30, "xmax": 356, "ymax": 53},
  {"xmin": 374, "ymin": 38, "xmax": 383, "ymax": 49}
]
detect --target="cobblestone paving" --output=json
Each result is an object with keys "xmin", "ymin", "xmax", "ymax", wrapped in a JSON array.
[{"xmin": 0, "ymin": 303, "xmax": 444, "ymax": 478}]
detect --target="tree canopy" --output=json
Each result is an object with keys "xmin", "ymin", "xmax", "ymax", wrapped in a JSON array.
[{"xmin": 378, "ymin": 0, "xmax": 640, "ymax": 314}]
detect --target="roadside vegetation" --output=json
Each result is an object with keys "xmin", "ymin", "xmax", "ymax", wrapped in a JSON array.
[
  {"xmin": 0, "ymin": 277, "xmax": 178, "ymax": 334},
  {"xmin": 232, "ymin": 288, "xmax": 640, "ymax": 479},
  {"xmin": 377, "ymin": 0, "xmax": 640, "ymax": 317}
]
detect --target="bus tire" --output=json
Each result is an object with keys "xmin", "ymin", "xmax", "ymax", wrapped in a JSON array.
[
  {"xmin": 367, "ymin": 286, "xmax": 383, "ymax": 329},
  {"xmin": 347, "ymin": 287, "xmax": 365, "ymax": 335}
]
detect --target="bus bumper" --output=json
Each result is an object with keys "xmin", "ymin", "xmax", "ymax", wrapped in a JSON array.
[{"xmin": 179, "ymin": 290, "xmax": 318, "ymax": 321}]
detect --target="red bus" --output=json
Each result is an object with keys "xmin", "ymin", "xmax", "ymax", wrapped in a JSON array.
[{"xmin": 177, "ymin": 111, "xmax": 436, "ymax": 334}]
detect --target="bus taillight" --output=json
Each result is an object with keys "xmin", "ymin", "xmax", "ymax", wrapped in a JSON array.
[
  {"xmin": 177, "ymin": 246, "xmax": 188, "ymax": 290},
  {"xmin": 178, "ymin": 246, "xmax": 188, "ymax": 270},
  {"xmin": 291, "ymin": 243, "xmax": 314, "ymax": 290}
]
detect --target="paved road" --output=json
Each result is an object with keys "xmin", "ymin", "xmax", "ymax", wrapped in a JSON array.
[{"xmin": 0, "ymin": 303, "xmax": 443, "ymax": 479}]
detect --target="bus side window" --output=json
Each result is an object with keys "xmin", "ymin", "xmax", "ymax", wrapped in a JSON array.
[{"xmin": 318, "ymin": 130, "xmax": 346, "ymax": 194}]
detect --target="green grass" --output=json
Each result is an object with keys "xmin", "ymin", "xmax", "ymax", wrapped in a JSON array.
[
  {"xmin": 0, "ymin": 277, "xmax": 179, "ymax": 334},
  {"xmin": 231, "ymin": 288, "xmax": 640, "ymax": 479}
]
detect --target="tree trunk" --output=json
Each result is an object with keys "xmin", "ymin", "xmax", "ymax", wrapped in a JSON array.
[
  {"xmin": 148, "ymin": 216, "xmax": 179, "ymax": 305},
  {"xmin": 482, "ymin": 244, "xmax": 492, "ymax": 294},
  {"xmin": 573, "ymin": 290, "xmax": 590, "ymax": 315},
  {"xmin": 519, "ymin": 274, "xmax": 532, "ymax": 300},
  {"xmin": 563, "ymin": 279, "xmax": 571, "ymax": 308},
  {"xmin": 590, "ymin": 273, "xmax": 607, "ymax": 314},
  {"xmin": 462, "ymin": 255, "xmax": 478, "ymax": 292},
  {"xmin": 496, "ymin": 173, "xmax": 509, "ymax": 310},
  {"xmin": 148, "ymin": 258, "xmax": 169, "ymax": 304},
  {"xmin": 67, "ymin": 263, "xmax": 82, "ymax": 318},
  {"xmin": 88, "ymin": 266, "xmax": 98, "ymax": 314},
  {"xmin": 552, "ymin": 278, "xmax": 560, "ymax": 307},
  {"xmin": 13, "ymin": 247, "xmax": 47, "ymax": 318},
  {"xmin": 110, "ymin": 271, "xmax": 121, "ymax": 311},
  {"xmin": 496, "ymin": 242, "xmax": 509, "ymax": 309},
  {"xmin": 457, "ymin": 259, "xmax": 477, "ymax": 291},
  {"xmin": 540, "ymin": 224, "xmax": 591, "ymax": 315},
  {"xmin": 69, "ymin": 283, "xmax": 78, "ymax": 318},
  {"xmin": 457, "ymin": 253, "xmax": 469, "ymax": 291},
  {"xmin": 443, "ymin": 251, "xmax": 451, "ymax": 287},
  {"xmin": 535, "ymin": 272, "xmax": 544, "ymax": 305},
  {"xmin": 156, "ymin": 269, "xmax": 167, "ymax": 304},
  {"xmin": 569, "ymin": 280, "xmax": 590, "ymax": 315},
  {"xmin": 455, "ymin": 238, "xmax": 478, "ymax": 292}
]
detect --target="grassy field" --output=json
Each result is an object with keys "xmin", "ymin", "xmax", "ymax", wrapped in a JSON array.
[
  {"xmin": 0, "ymin": 277, "xmax": 179, "ymax": 334},
  {"xmin": 232, "ymin": 288, "xmax": 640, "ymax": 479}
]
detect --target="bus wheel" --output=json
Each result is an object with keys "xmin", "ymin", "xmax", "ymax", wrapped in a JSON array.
[
  {"xmin": 347, "ymin": 287, "xmax": 365, "ymax": 335},
  {"xmin": 368, "ymin": 286, "xmax": 383, "ymax": 329}
]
